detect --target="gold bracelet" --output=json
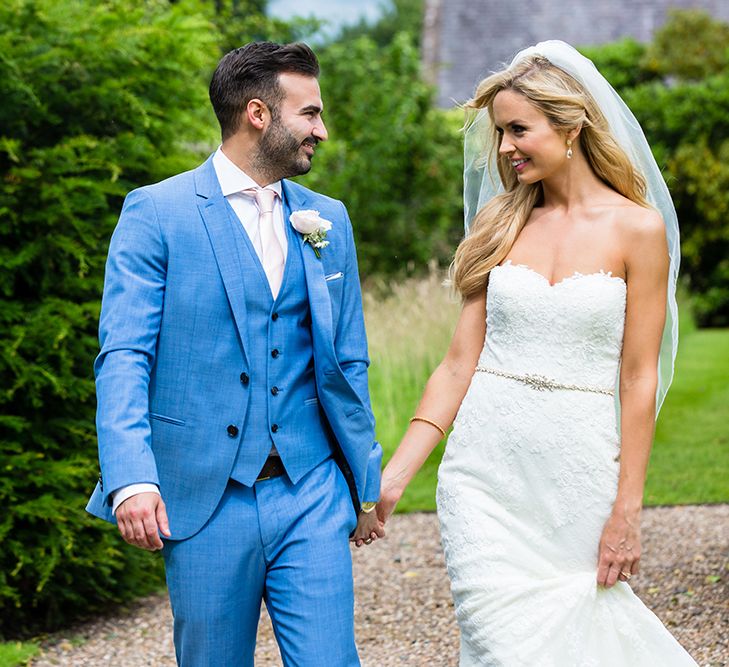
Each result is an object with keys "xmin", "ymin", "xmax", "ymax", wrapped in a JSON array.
[
  {"xmin": 410, "ymin": 416, "xmax": 447, "ymax": 439},
  {"xmin": 360, "ymin": 502, "xmax": 377, "ymax": 513}
]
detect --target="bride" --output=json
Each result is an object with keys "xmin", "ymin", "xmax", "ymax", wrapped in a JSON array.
[{"xmin": 354, "ymin": 41, "xmax": 697, "ymax": 664}]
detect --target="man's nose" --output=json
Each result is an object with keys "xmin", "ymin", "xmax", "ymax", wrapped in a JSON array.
[{"xmin": 314, "ymin": 119, "xmax": 328, "ymax": 142}]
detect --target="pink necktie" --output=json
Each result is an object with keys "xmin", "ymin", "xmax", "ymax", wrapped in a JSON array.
[{"xmin": 247, "ymin": 188, "xmax": 285, "ymax": 299}]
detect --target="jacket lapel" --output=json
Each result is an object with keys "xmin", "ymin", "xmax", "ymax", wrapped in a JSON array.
[
  {"xmin": 195, "ymin": 157, "xmax": 251, "ymax": 365},
  {"xmin": 282, "ymin": 180, "xmax": 335, "ymax": 354}
]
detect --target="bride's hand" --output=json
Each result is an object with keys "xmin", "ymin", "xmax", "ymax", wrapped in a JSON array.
[
  {"xmin": 376, "ymin": 468, "xmax": 408, "ymax": 525},
  {"xmin": 376, "ymin": 484, "xmax": 402, "ymax": 526},
  {"xmin": 596, "ymin": 508, "xmax": 641, "ymax": 588}
]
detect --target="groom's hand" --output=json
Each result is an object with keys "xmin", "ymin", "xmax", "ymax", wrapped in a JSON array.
[
  {"xmin": 351, "ymin": 509, "xmax": 385, "ymax": 548},
  {"xmin": 116, "ymin": 492, "xmax": 171, "ymax": 551}
]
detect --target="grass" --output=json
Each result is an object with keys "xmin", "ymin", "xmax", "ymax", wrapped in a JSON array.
[
  {"xmin": 364, "ymin": 274, "xmax": 729, "ymax": 512},
  {"xmin": 1, "ymin": 278, "xmax": 724, "ymax": 658},
  {"xmin": 0, "ymin": 641, "xmax": 40, "ymax": 667},
  {"xmin": 364, "ymin": 272, "xmax": 460, "ymax": 512},
  {"xmin": 647, "ymin": 327, "xmax": 729, "ymax": 504}
]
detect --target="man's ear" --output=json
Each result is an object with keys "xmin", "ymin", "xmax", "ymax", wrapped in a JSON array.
[{"xmin": 246, "ymin": 98, "xmax": 268, "ymax": 130}]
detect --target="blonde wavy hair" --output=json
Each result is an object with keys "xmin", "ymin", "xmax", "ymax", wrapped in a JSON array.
[{"xmin": 452, "ymin": 55, "xmax": 649, "ymax": 298}]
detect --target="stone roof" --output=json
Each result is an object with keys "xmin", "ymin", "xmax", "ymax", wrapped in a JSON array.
[{"xmin": 423, "ymin": 0, "xmax": 729, "ymax": 107}]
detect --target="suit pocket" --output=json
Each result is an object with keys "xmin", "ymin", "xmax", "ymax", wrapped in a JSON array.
[
  {"xmin": 149, "ymin": 412, "xmax": 186, "ymax": 427},
  {"xmin": 325, "ymin": 271, "xmax": 344, "ymax": 326}
]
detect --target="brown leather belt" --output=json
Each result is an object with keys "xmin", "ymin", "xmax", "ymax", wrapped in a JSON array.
[{"xmin": 256, "ymin": 455, "xmax": 286, "ymax": 482}]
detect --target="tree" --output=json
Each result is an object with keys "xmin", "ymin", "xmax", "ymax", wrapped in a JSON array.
[
  {"xmin": 205, "ymin": 0, "xmax": 320, "ymax": 54},
  {"xmin": 0, "ymin": 0, "xmax": 218, "ymax": 636},
  {"xmin": 643, "ymin": 8, "xmax": 729, "ymax": 81},
  {"xmin": 336, "ymin": 0, "xmax": 425, "ymax": 47},
  {"xmin": 668, "ymin": 141, "xmax": 729, "ymax": 326},
  {"xmin": 579, "ymin": 38, "xmax": 657, "ymax": 92},
  {"xmin": 298, "ymin": 33, "xmax": 463, "ymax": 277},
  {"xmin": 582, "ymin": 11, "xmax": 729, "ymax": 325}
]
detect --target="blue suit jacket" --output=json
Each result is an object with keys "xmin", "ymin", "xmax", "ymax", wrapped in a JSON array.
[{"xmin": 86, "ymin": 156, "xmax": 382, "ymax": 540}]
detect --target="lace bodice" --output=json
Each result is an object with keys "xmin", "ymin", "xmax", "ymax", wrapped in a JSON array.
[{"xmin": 479, "ymin": 261, "xmax": 627, "ymax": 390}]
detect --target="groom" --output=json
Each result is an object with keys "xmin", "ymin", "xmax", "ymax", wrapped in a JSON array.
[{"xmin": 86, "ymin": 42, "xmax": 382, "ymax": 666}]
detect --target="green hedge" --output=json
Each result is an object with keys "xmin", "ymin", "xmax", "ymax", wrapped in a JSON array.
[
  {"xmin": 0, "ymin": 0, "xmax": 217, "ymax": 636},
  {"xmin": 298, "ymin": 32, "xmax": 465, "ymax": 277},
  {"xmin": 2, "ymin": 0, "xmax": 728, "ymax": 640},
  {"xmin": 583, "ymin": 10, "xmax": 729, "ymax": 325}
]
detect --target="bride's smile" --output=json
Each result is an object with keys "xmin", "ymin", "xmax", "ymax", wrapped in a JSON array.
[{"xmin": 493, "ymin": 88, "xmax": 578, "ymax": 184}]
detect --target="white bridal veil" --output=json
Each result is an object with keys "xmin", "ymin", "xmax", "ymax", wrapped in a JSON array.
[{"xmin": 463, "ymin": 40, "xmax": 680, "ymax": 416}]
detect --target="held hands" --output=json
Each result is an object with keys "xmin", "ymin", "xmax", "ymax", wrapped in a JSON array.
[
  {"xmin": 596, "ymin": 507, "xmax": 641, "ymax": 587},
  {"xmin": 350, "ymin": 478, "xmax": 404, "ymax": 548},
  {"xmin": 351, "ymin": 508, "xmax": 385, "ymax": 548},
  {"xmin": 116, "ymin": 492, "xmax": 171, "ymax": 551}
]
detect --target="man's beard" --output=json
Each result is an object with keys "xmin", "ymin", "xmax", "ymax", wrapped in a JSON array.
[{"xmin": 252, "ymin": 116, "xmax": 316, "ymax": 182}]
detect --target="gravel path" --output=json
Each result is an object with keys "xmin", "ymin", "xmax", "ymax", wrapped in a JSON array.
[{"xmin": 32, "ymin": 505, "xmax": 728, "ymax": 666}]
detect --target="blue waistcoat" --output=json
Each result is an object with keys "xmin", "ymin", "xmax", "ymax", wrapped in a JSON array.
[
  {"xmin": 87, "ymin": 159, "xmax": 383, "ymax": 541},
  {"xmin": 228, "ymin": 204, "xmax": 334, "ymax": 486}
]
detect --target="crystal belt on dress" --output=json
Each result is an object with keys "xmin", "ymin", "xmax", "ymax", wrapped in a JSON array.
[{"xmin": 475, "ymin": 366, "xmax": 615, "ymax": 396}]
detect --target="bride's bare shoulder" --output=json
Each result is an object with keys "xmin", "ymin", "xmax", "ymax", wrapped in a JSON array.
[
  {"xmin": 614, "ymin": 201, "xmax": 664, "ymax": 244},
  {"xmin": 609, "ymin": 201, "xmax": 668, "ymax": 274},
  {"xmin": 595, "ymin": 192, "xmax": 664, "ymax": 239}
]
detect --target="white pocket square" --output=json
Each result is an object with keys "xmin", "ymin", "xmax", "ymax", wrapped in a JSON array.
[{"xmin": 325, "ymin": 272, "xmax": 343, "ymax": 282}]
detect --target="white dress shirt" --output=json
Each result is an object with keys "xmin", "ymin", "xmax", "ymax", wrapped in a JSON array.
[
  {"xmin": 111, "ymin": 148, "xmax": 286, "ymax": 515},
  {"xmin": 212, "ymin": 146, "xmax": 287, "ymax": 262}
]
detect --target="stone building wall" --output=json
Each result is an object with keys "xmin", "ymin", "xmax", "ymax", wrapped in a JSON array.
[{"xmin": 423, "ymin": 0, "xmax": 729, "ymax": 106}]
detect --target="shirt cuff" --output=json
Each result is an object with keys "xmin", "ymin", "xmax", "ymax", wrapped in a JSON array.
[{"xmin": 111, "ymin": 483, "xmax": 160, "ymax": 515}]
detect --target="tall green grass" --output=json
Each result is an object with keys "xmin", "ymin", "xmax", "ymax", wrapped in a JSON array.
[
  {"xmin": 364, "ymin": 275, "xmax": 729, "ymax": 511},
  {"xmin": 0, "ymin": 641, "xmax": 39, "ymax": 667},
  {"xmin": 364, "ymin": 272, "xmax": 460, "ymax": 512}
]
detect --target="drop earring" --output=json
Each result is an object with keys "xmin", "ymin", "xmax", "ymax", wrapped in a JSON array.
[{"xmin": 566, "ymin": 139, "xmax": 573, "ymax": 159}]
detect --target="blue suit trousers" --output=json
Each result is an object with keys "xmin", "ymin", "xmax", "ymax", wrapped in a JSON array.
[{"xmin": 162, "ymin": 457, "xmax": 360, "ymax": 666}]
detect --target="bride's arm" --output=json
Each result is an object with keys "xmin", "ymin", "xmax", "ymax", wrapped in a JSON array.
[
  {"xmin": 597, "ymin": 209, "xmax": 669, "ymax": 587},
  {"xmin": 379, "ymin": 291, "xmax": 487, "ymax": 521}
]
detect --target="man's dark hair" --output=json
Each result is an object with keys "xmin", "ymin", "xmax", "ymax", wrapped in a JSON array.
[{"xmin": 209, "ymin": 42, "xmax": 320, "ymax": 140}]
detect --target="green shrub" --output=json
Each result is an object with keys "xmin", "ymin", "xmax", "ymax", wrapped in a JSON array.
[
  {"xmin": 579, "ymin": 38, "xmax": 656, "ymax": 92},
  {"xmin": 0, "ymin": 0, "xmax": 217, "ymax": 636},
  {"xmin": 582, "ymin": 11, "xmax": 729, "ymax": 325},
  {"xmin": 667, "ymin": 141, "xmax": 729, "ymax": 326},
  {"xmin": 0, "ymin": 640, "xmax": 39, "ymax": 666},
  {"xmin": 643, "ymin": 8, "xmax": 729, "ymax": 80},
  {"xmin": 298, "ymin": 33, "xmax": 465, "ymax": 277}
]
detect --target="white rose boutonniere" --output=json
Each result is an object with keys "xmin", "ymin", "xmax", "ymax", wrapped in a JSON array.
[{"xmin": 289, "ymin": 210, "xmax": 332, "ymax": 259}]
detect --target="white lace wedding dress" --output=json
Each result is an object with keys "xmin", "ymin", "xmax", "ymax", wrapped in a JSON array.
[{"xmin": 436, "ymin": 261, "xmax": 697, "ymax": 666}]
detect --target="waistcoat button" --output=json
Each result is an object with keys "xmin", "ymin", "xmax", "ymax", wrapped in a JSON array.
[
  {"xmin": 240, "ymin": 372, "xmax": 250, "ymax": 385},
  {"xmin": 271, "ymin": 424, "xmax": 279, "ymax": 433},
  {"xmin": 227, "ymin": 424, "xmax": 239, "ymax": 437},
  {"xmin": 271, "ymin": 313, "xmax": 279, "ymax": 321},
  {"xmin": 271, "ymin": 386, "xmax": 279, "ymax": 396},
  {"xmin": 271, "ymin": 349, "xmax": 280, "ymax": 358}
]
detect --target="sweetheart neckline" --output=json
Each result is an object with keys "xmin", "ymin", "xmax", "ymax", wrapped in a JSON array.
[{"xmin": 495, "ymin": 260, "xmax": 627, "ymax": 289}]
